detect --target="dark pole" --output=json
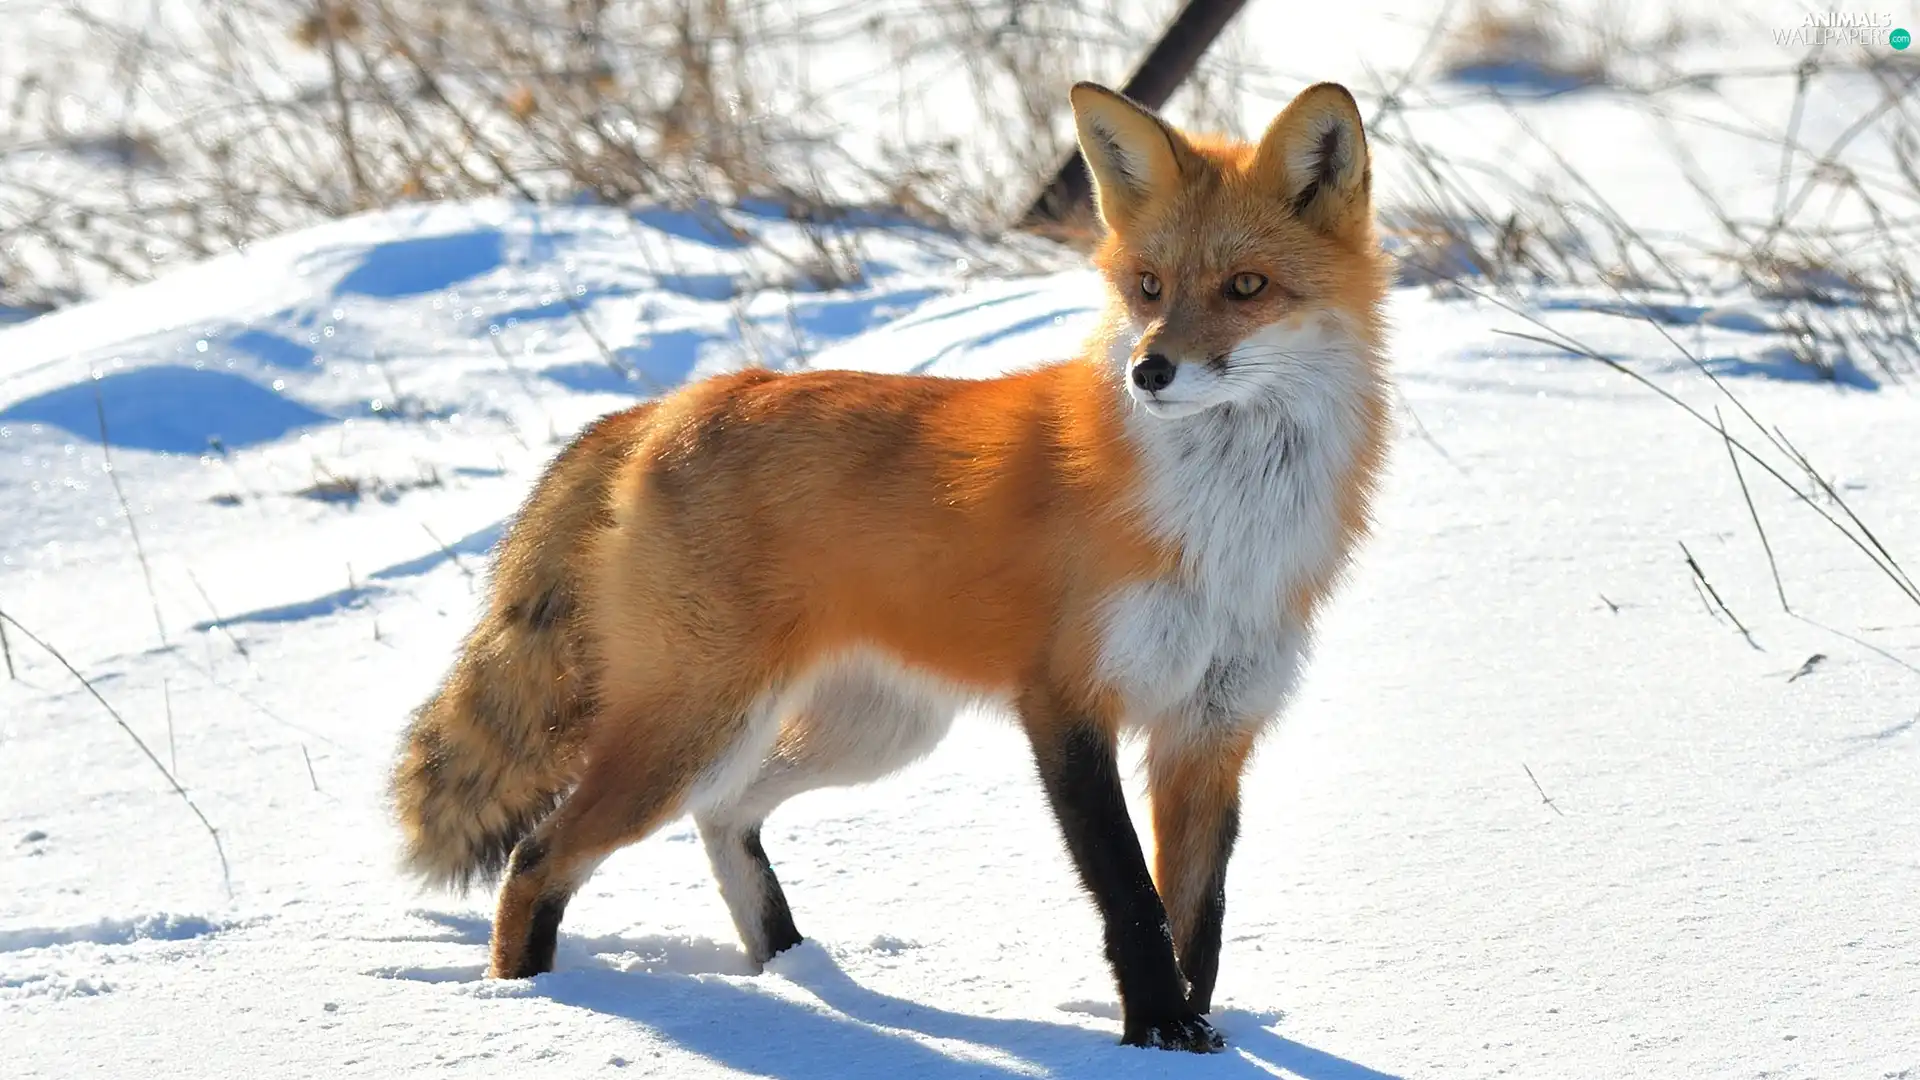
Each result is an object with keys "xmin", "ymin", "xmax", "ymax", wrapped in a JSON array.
[{"xmin": 1019, "ymin": 0, "xmax": 1252, "ymax": 230}]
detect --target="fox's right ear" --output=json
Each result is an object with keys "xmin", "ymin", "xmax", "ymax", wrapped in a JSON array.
[{"xmin": 1070, "ymin": 82, "xmax": 1182, "ymax": 230}]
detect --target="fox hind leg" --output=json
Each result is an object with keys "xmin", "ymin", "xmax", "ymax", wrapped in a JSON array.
[
  {"xmin": 689, "ymin": 697, "xmax": 817, "ymax": 969},
  {"xmin": 697, "ymin": 817, "xmax": 804, "ymax": 967},
  {"xmin": 488, "ymin": 695, "xmax": 750, "ymax": 980},
  {"xmin": 697, "ymin": 660, "xmax": 960, "ymax": 968}
]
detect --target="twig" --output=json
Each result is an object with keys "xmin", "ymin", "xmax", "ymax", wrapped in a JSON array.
[
  {"xmin": 534, "ymin": 205, "xmax": 656, "ymax": 396},
  {"xmin": 563, "ymin": 287, "xmax": 645, "ymax": 388},
  {"xmin": 318, "ymin": 0, "xmax": 370, "ymax": 205},
  {"xmin": 94, "ymin": 382, "xmax": 168, "ymax": 646},
  {"xmin": 1477, "ymin": 297, "xmax": 1920, "ymax": 609},
  {"xmin": 206, "ymin": 437, "xmax": 268, "ymax": 516},
  {"xmin": 1491, "ymin": 98, "xmax": 1691, "ymax": 292},
  {"xmin": 1771, "ymin": 59, "xmax": 1814, "ymax": 240},
  {"xmin": 1598, "ymin": 593, "xmax": 1620, "ymax": 614},
  {"xmin": 0, "ymin": 612, "xmax": 228, "ymax": 894},
  {"xmin": 1764, "ymin": 64, "xmax": 1920, "ymax": 249},
  {"xmin": 1768, "ymin": 423, "xmax": 1919, "ymax": 601},
  {"xmin": 1523, "ymin": 764, "xmax": 1564, "ymax": 816},
  {"xmin": 1790, "ymin": 614, "xmax": 1920, "ymax": 679},
  {"xmin": 1689, "ymin": 576, "xmax": 1718, "ymax": 618},
  {"xmin": 164, "ymin": 678, "xmax": 176, "ymax": 775},
  {"xmin": 1786, "ymin": 653, "xmax": 1826, "ymax": 682},
  {"xmin": 0, "ymin": 600, "xmax": 14, "ymax": 680},
  {"xmin": 1362, "ymin": 0, "xmax": 1459, "ymax": 127},
  {"xmin": 485, "ymin": 327, "xmax": 559, "ymax": 442},
  {"xmin": 166, "ymin": 650, "xmax": 352, "ymax": 754},
  {"xmin": 420, "ymin": 523, "xmax": 475, "ymax": 588},
  {"xmin": 1680, "ymin": 540, "xmax": 1758, "ymax": 650},
  {"xmin": 1605, "ymin": 297, "xmax": 1920, "ymax": 591},
  {"xmin": 1714, "ymin": 406, "xmax": 1788, "ymax": 614},
  {"xmin": 371, "ymin": 351, "xmax": 414, "ymax": 420},
  {"xmin": 400, "ymin": 47, "xmax": 538, "ymax": 202},
  {"xmin": 779, "ymin": 286, "xmax": 812, "ymax": 370},
  {"xmin": 301, "ymin": 744, "xmax": 319, "ymax": 792},
  {"xmin": 1395, "ymin": 386, "xmax": 1469, "ymax": 475},
  {"xmin": 186, "ymin": 569, "xmax": 251, "ymax": 660}
]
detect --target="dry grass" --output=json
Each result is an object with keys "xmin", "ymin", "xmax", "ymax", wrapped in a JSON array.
[
  {"xmin": 2, "ymin": 0, "xmax": 1915, "ymax": 386},
  {"xmin": 1369, "ymin": 0, "xmax": 1920, "ymax": 382},
  {"xmin": 0, "ymin": 0, "xmax": 1251, "ymax": 308},
  {"xmin": 293, "ymin": 457, "xmax": 445, "ymax": 507}
]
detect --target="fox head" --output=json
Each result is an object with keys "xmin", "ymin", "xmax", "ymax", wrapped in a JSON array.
[{"xmin": 1070, "ymin": 81, "xmax": 1389, "ymax": 419}]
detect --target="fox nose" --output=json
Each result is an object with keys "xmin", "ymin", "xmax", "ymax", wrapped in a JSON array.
[{"xmin": 1131, "ymin": 354, "xmax": 1176, "ymax": 393}]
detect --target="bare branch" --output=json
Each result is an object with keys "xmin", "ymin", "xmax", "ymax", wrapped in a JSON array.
[
  {"xmin": 0, "ymin": 611, "xmax": 230, "ymax": 895},
  {"xmin": 94, "ymin": 381, "xmax": 167, "ymax": 647},
  {"xmin": 1523, "ymin": 764, "xmax": 1564, "ymax": 817}
]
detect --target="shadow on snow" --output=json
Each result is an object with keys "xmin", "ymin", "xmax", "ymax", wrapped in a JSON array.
[
  {"xmin": 0, "ymin": 365, "xmax": 332, "ymax": 452},
  {"xmin": 379, "ymin": 912, "xmax": 1402, "ymax": 1080},
  {"xmin": 334, "ymin": 230, "xmax": 505, "ymax": 298}
]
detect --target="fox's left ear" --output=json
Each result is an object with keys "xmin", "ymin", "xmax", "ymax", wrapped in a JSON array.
[{"xmin": 1253, "ymin": 83, "xmax": 1372, "ymax": 242}]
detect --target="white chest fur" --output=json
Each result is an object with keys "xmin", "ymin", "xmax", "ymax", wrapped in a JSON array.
[{"xmin": 1096, "ymin": 316, "xmax": 1376, "ymax": 733}]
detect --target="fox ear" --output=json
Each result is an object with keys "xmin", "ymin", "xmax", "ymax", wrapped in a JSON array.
[
  {"xmin": 1253, "ymin": 83, "xmax": 1372, "ymax": 240},
  {"xmin": 1069, "ymin": 82, "xmax": 1182, "ymax": 230}
]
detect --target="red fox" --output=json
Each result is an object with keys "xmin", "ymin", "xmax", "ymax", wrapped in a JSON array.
[{"xmin": 391, "ymin": 80, "xmax": 1389, "ymax": 1052}]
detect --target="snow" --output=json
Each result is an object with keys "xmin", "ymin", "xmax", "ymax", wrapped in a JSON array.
[
  {"xmin": 2, "ymin": 196, "xmax": 1914, "ymax": 1079},
  {"xmin": 4, "ymin": 30, "xmax": 1920, "ymax": 1073}
]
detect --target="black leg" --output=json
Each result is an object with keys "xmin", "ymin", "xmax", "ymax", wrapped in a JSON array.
[
  {"xmin": 500, "ymin": 834, "xmax": 571, "ymax": 978},
  {"xmin": 1029, "ymin": 721, "xmax": 1223, "ymax": 1052},
  {"xmin": 700, "ymin": 817, "xmax": 805, "ymax": 966},
  {"xmin": 519, "ymin": 893, "xmax": 570, "ymax": 978},
  {"xmin": 1175, "ymin": 803, "xmax": 1237, "ymax": 1014},
  {"xmin": 740, "ymin": 826, "xmax": 804, "ymax": 960},
  {"xmin": 1147, "ymin": 726, "xmax": 1254, "ymax": 1016}
]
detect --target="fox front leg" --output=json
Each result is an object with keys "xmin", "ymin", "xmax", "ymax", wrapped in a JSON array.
[
  {"xmin": 1022, "ymin": 697, "xmax": 1224, "ymax": 1053},
  {"xmin": 1146, "ymin": 726, "xmax": 1256, "ymax": 1014}
]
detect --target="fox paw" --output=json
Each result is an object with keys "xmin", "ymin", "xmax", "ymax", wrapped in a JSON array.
[{"xmin": 1122, "ymin": 1012, "xmax": 1225, "ymax": 1053}]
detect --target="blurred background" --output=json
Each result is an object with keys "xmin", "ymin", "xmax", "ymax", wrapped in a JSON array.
[{"xmin": 2, "ymin": 0, "xmax": 1915, "ymax": 379}]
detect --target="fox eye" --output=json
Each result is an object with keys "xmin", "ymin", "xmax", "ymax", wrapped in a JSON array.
[
  {"xmin": 1227, "ymin": 272, "xmax": 1267, "ymax": 299},
  {"xmin": 1139, "ymin": 272, "xmax": 1162, "ymax": 300}
]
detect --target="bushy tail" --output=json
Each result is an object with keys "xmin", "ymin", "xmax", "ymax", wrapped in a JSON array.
[
  {"xmin": 389, "ymin": 626, "xmax": 580, "ymax": 891},
  {"xmin": 390, "ymin": 403, "xmax": 658, "ymax": 891}
]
